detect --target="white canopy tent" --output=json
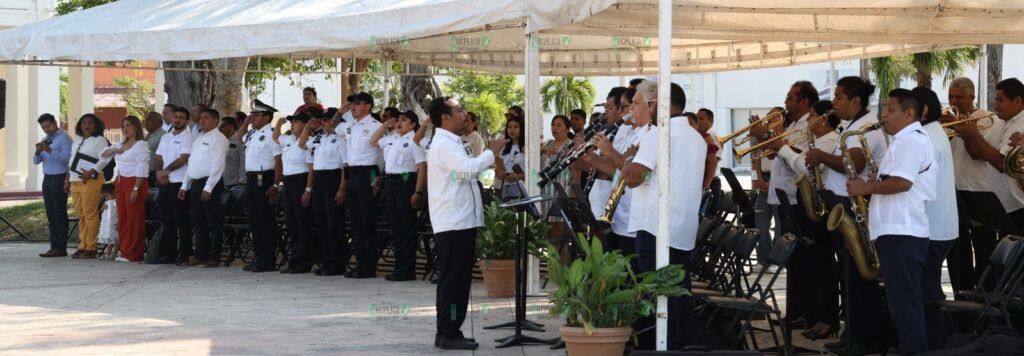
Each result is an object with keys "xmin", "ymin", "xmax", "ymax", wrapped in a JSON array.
[{"xmin": 3, "ymin": 0, "xmax": 1022, "ymax": 351}]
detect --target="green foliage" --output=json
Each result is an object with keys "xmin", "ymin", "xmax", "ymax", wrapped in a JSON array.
[
  {"xmin": 113, "ymin": 70, "xmax": 155, "ymax": 119},
  {"xmin": 540, "ymin": 76, "xmax": 596, "ymax": 117},
  {"xmin": 0, "ymin": 201, "xmax": 73, "ymax": 242},
  {"xmin": 244, "ymin": 58, "xmax": 337, "ymax": 100},
  {"xmin": 546, "ymin": 237, "xmax": 689, "ymax": 334},
  {"xmin": 59, "ymin": 70, "xmax": 69, "ymax": 123},
  {"xmin": 55, "ymin": 0, "xmax": 114, "ymax": 15},
  {"xmin": 870, "ymin": 48, "xmax": 981, "ymax": 101},
  {"xmin": 443, "ymin": 70, "xmax": 524, "ymax": 136},
  {"xmin": 461, "ymin": 92, "xmax": 505, "ymax": 136},
  {"xmin": 476, "ymin": 200, "xmax": 549, "ymax": 260},
  {"xmin": 361, "ymin": 60, "xmax": 404, "ymax": 109}
]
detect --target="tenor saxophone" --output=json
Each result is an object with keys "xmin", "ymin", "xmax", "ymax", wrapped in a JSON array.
[
  {"xmin": 795, "ymin": 112, "xmax": 830, "ymax": 223},
  {"xmin": 826, "ymin": 122, "xmax": 883, "ymax": 280},
  {"xmin": 599, "ymin": 156, "xmax": 633, "ymax": 224}
]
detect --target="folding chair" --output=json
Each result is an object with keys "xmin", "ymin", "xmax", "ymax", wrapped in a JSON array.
[{"xmin": 939, "ymin": 235, "xmax": 1024, "ymax": 333}]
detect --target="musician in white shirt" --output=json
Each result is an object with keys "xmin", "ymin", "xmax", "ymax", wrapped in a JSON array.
[
  {"xmin": 848, "ymin": 89, "xmax": 937, "ymax": 356},
  {"xmin": 622, "ymin": 80, "xmax": 705, "ymax": 350},
  {"xmin": 180, "ymin": 108, "xmax": 230, "ymax": 268},
  {"xmin": 65, "ymin": 114, "xmax": 111, "ymax": 259},
  {"xmin": 101, "ymin": 116, "xmax": 150, "ymax": 262},
  {"xmin": 239, "ymin": 99, "xmax": 282, "ymax": 273},
  {"xmin": 153, "ymin": 107, "xmax": 194, "ymax": 265},
  {"xmin": 426, "ymin": 97, "xmax": 505, "ymax": 350},
  {"xmin": 274, "ymin": 112, "xmax": 316, "ymax": 274}
]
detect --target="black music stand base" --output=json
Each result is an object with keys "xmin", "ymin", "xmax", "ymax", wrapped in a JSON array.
[
  {"xmin": 494, "ymin": 333, "xmax": 555, "ymax": 348},
  {"xmin": 483, "ymin": 319, "xmax": 545, "ymax": 332}
]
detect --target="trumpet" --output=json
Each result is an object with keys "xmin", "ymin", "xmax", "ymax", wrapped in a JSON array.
[
  {"xmin": 942, "ymin": 113, "xmax": 996, "ymax": 138},
  {"xmin": 732, "ymin": 129, "xmax": 804, "ymax": 161},
  {"xmin": 716, "ymin": 110, "xmax": 785, "ymax": 147}
]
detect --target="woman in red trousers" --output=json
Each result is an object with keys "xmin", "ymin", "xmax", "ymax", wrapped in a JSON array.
[{"xmin": 102, "ymin": 115, "xmax": 150, "ymax": 262}]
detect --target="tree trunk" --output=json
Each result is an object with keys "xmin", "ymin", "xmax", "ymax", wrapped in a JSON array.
[
  {"xmin": 341, "ymin": 58, "xmax": 371, "ymax": 98},
  {"xmin": 987, "ymin": 44, "xmax": 1003, "ymax": 110},
  {"xmin": 915, "ymin": 65, "xmax": 932, "ymax": 89},
  {"xmin": 163, "ymin": 60, "xmax": 215, "ymax": 109},
  {"xmin": 400, "ymin": 64, "xmax": 443, "ymax": 118},
  {"xmin": 859, "ymin": 59, "xmax": 870, "ymax": 80},
  {"xmin": 211, "ymin": 57, "xmax": 250, "ymax": 115}
]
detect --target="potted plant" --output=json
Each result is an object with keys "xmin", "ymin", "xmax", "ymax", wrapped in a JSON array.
[
  {"xmin": 476, "ymin": 200, "xmax": 549, "ymax": 297},
  {"xmin": 547, "ymin": 237, "xmax": 689, "ymax": 356}
]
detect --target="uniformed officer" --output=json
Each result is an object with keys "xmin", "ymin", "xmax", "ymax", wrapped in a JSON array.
[
  {"xmin": 299, "ymin": 108, "xmax": 349, "ymax": 276},
  {"xmin": 181, "ymin": 108, "xmax": 230, "ymax": 268},
  {"xmin": 240, "ymin": 99, "xmax": 283, "ymax": 273},
  {"xmin": 848, "ymin": 88, "xmax": 937, "ymax": 356},
  {"xmin": 371, "ymin": 108, "xmax": 427, "ymax": 282},
  {"xmin": 154, "ymin": 106, "xmax": 194, "ymax": 265},
  {"xmin": 338, "ymin": 92, "xmax": 383, "ymax": 279},
  {"xmin": 274, "ymin": 112, "xmax": 315, "ymax": 274}
]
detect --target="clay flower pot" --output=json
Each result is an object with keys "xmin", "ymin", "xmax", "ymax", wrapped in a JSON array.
[
  {"xmin": 559, "ymin": 326, "xmax": 632, "ymax": 356},
  {"xmin": 479, "ymin": 259, "xmax": 515, "ymax": 298}
]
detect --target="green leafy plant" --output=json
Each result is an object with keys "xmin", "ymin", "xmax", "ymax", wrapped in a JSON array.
[
  {"xmin": 477, "ymin": 200, "xmax": 549, "ymax": 260},
  {"xmin": 547, "ymin": 237, "xmax": 690, "ymax": 334}
]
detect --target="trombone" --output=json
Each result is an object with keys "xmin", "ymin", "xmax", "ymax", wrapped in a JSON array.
[
  {"xmin": 717, "ymin": 110, "xmax": 785, "ymax": 147},
  {"xmin": 733, "ymin": 129, "xmax": 804, "ymax": 161}
]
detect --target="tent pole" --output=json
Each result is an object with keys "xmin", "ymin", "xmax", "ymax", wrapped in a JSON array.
[
  {"xmin": 655, "ymin": 0, "xmax": 672, "ymax": 351},
  {"xmin": 979, "ymin": 45, "xmax": 988, "ymax": 111},
  {"xmin": 524, "ymin": 19, "xmax": 543, "ymax": 297},
  {"xmin": 383, "ymin": 55, "xmax": 391, "ymax": 108}
]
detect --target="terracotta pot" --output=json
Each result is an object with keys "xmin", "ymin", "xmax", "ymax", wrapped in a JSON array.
[
  {"xmin": 479, "ymin": 259, "xmax": 516, "ymax": 298},
  {"xmin": 559, "ymin": 326, "xmax": 632, "ymax": 356}
]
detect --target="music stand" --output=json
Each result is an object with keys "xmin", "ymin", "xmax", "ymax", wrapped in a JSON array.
[
  {"xmin": 488, "ymin": 191, "xmax": 557, "ymax": 348},
  {"xmin": 720, "ymin": 168, "xmax": 757, "ymax": 228}
]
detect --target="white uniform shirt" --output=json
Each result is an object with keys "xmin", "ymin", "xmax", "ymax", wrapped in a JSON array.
[
  {"xmin": 339, "ymin": 114, "xmax": 382, "ymax": 166},
  {"xmin": 923, "ymin": 121, "xmax": 959, "ymax": 241},
  {"xmin": 243, "ymin": 124, "xmax": 281, "ymax": 172},
  {"xmin": 588, "ymin": 120, "xmax": 632, "ymax": 222},
  {"xmin": 161, "ymin": 120, "xmax": 172, "ymax": 133},
  {"xmin": 498, "ymin": 144, "xmax": 524, "ymax": 188},
  {"xmin": 427, "ymin": 128, "xmax": 495, "ymax": 233},
  {"xmin": 777, "ymin": 131, "xmax": 839, "ymax": 177},
  {"xmin": 950, "ymin": 109, "xmax": 1004, "ymax": 192},
  {"xmin": 155, "ymin": 129, "xmax": 194, "ymax": 184},
  {"xmin": 68, "ymin": 136, "xmax": 111, "ymax": 182},
  {"xmin": 767, "ymin": 112, "xmax": 810, "ymax": 205},
  {"xmin": 823, "ymin": 113, "xmax": 888, "ymax": 197},
  {"xmin": 279, "ymin": 134, "xmax": 311, "ymax": 176},
  {"xmin": 380, "ymin": 131, "xmax": 427, "ymax": 174},
  {"xmin": 183, "ymin": 129, "xmax": 229, "ymax": 192},
  {"xmin": 610, "ymin": 124, "xmax": 639, "ymax": 238},
  {"xmin": 224, "ymin": 136, "xmax": 246, "ymax": 186},
  {"xmin": 869, "ymin": 121, "xmax": 936, "ymax": 240},
  {"xmin": 629, "ymin": 120, "xmax": 707, "ymax": 250},
  {"xmin": 464, "ymin": 131, "xmax": 485, "ymax": 157},
  {"xmin": 309, "ymin": 131, "xmax": 346, "ymax": 171},
  {"xmin": 109, "ymin": 141, "xmax": 150, "ymax": 178},
  {"xmin": 989, "ymin": 110, "xmax": 1024, "ymax": 213}
]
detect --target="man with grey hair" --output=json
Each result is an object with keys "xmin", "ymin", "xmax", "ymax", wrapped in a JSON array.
[{"xmin": 946, "ymin": 76, "xmax": 1006, "ymax": 292}]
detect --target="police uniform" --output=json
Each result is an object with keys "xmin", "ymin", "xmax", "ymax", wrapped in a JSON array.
[
  {"xmin": 308, "ymin": 126, "xmax": 349, "ymax": 276},
  {"xmin": 338, "ymin": 106, "xmax": 383, "ymax": 278},
  {"xmin": 380, "ymin": 131, "xmax": 426, "ymax": 280},
  {"xmin": 183, "ymin": 126, "xmax": 229, "ymax": 265},
  {"xmin": 155, "ymin": 126, "xmax": 194, "ymax": 264},
  {"xmin": 278, "ymin": 115, "xmax": 315, "ymax": 273},
  {"xmin": 243, "ymin": 99, "xmax": 283, "ymax": 272},
  {"xmin": 869, "ymin": 120, "xmax": 936, "ymax": 355}
]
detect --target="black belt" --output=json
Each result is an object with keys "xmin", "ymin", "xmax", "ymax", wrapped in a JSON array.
[
  {"xmin": 246, "ymin": 170, "xmax": 274, "ymax": 177},
  {"xmin": 190, "ymin": 177, "xmax": 209, "ymax": 185},
  {"xmin": 314, "ymin": 169, "xmax": 343, "ymax": 173},
  {"xmin": 385, "ymin": 173, "xmax": 414, "ymax": 180},
  {"xmin": 349, "ymin": 165, "xmax": 377, "ymax": 173}
]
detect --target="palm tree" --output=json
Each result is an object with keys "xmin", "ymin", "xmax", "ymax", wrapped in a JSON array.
[
  {"xmin": 986, "ymin": 45, "xmax": 1003, "ymax": 109},
  {"xmin": 462, "ymin": 92, "xmax": 506, "ymax": 136},
  {"xmin": 540, "ymin": 76, "xmax": 596, "ymax": 116},
  {"xmin": 870, "ymin": 47, "xmax": 981, "ymax": 101}
]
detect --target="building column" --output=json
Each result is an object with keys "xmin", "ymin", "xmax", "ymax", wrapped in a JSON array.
[
  {"xmin": 67, "ymin": 66, "xmax": 94, "ymax": 138},
  {"xmin": 23, "ymin": 66, "xmax": 60, "ymax": 190},
  {"xmin": 154, "ymin": 68, "xmax": 167, "ymax": 109}
]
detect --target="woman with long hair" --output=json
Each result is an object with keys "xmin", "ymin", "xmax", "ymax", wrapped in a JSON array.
[
  {"xmin": 494, "ymin": 115, "xmax": 525, "ymax": 200},
  {"xmin": 101, "ymin": 116, "xmax": 150, "ymax": 262},
  {"xmin": 541, "ymin": 114, "xmax": 575, "ymax": 260},
  {"xmin": 65, "ymin": 114, "xmax": 111, "ymax": 259}
]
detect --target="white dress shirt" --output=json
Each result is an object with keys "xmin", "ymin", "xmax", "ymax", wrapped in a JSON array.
[
  {"xmin": 161, "ymin": 120, "xmax": 172, "ymax": 133},
  {"xmin": 68, "ymin": 136, "xmax": 111, "ymax": 182},
  {"xmin": 777, "ymin": 131, "xmax": 839, "ymax": 177},
  {"xmin": 823, "ymin": 113, "xmax": 888, "ymax": 197},
  {"xmin": 868, "ymin": 121, "xmax": 936, "ymax": 240},
  {"xmin": 279, "ymin": 134, "xmax": 311, "ymax": 176},
  {"xmin": 309, "ymin": 131, "xmax": 346, "ymax": 171},
  {"xmin": 243, "ymin": 124, "xmax": 281, "ymax": 172},
  {"xmin": 224, "ymin": 136, "xmax": 246, "ymax": 186},
  {"xmin": 629, "ymin": 119, "xmax": 707, "ymax": 251},
  {"xmin": 183, "ymin": 128, "xmax": 229, "ymax": 192},
  {"xmin": 767, "ymin": 112, "xmax": 810, "ymax": 205},
  {"xmin": 427, "ymin": 128, "xmax": 496, "ymax": 233},
  {"xmin": 923, "ymin": 121, "xmax": 959, "ymax": 241},
  {"xmin": 381, "ymin": 131, "xmax": 427, "ymax": 174},
  {"xmin": 155, "ymin": 129, "xmax": 194, "ymax": 184},
  {"xmin": 464, "ymin": 131, "xmax": 485, "ymax": 157},
  {"xmin": 109, "ymin": 141, "xmax": 150, "ymax": 178},
  {"xmin": 989, "ymin": 110, "xmax": 1024, "ymax": 213},
  {"xmin": 950, "ymin": 109, "xmax": 1004, "ymax": 192},
  {"xmin": 339, "ymin": 114, "xmax": 382, "ymax": 166},
  {"xmin": 610, "ymin": 124, "xmax": 639, "ymax": 238}
]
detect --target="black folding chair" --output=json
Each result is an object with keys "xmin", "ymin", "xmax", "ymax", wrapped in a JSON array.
[{"xmin": 940, "ymin": 235, "xmax": 1024, "ymax": 333}]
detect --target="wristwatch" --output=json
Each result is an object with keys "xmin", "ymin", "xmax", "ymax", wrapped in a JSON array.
[{"xmin": 304, "ymin": 187, "xmax": 312, "ymax": 192}]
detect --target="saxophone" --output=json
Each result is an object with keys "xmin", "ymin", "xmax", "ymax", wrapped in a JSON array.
[
  {"xmin": 599, "ymin": 156, "xmax": 633, "ymax": 224},
  {"xmin": 826, "ymin": 121, "xmax": 883, "ymax": 280},
  {"xmin": 795, "ymin": 111, "xmax": 830, "ymax": 223}
]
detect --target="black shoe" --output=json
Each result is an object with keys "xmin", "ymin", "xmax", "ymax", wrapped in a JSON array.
[
  {"xmin": 430, "ymin": 277, "xmax": 439, "ymax": 284},
  {"xmin": 280, "ymin": 265, "xmax": 311, "ymax": 274},
  {"xmin": 250, "ymin": 265, "xmax": 277, "ymax": 273},
  {"xmin": 344, "ymin": 271, "xmax": 376, "ymax": 279},
  {"xmin": 243, "ymin": 264, "xmax": 254, "ymax": 272},
  {"xmin": 436, "ymin": 337, "xmax": 478, "ymax": 350},
  {"xmin": 825, "ymin": 336, "xmax": 847, "ymax": 350},
  {"xmin": 314, "ymin": 266, "xmax": 345, "ymax": 276},
  {"xmin": 385, "ymin": 274, "xmax": 415, "ymax": 281}
]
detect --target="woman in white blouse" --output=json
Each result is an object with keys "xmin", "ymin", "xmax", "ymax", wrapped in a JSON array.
[
  {"xmin": 64, "ymin": 114, "xmax": 111, "ymax": 259},
  {"xmin": 494, "ymin": 115, "xmax": 526, "ymax": 200},
  {"xmin": 371, "ymin": 109, "xmax": 427, "ymax": 281},
  {"xmin": 102, "ymin": 116, "xmax": 150, "ymax": 262}
]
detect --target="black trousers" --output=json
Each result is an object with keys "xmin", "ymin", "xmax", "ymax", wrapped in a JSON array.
[
  {"xmin": 634, "ymin": 230, "xmax": 695, "ymax": 350},
  {"xmin": 877, "ymin": 235, "xmax": 929, "ymax": 356},
  {"xmin": 348, "ymin": 166, "xmax": 380, "ymax": 275},
  {"xmin": 281, "ymin": 173, "xmax": 314, "ymax": 269},
  {"xmin": 189, "ymin": 178, "xmax": 224, "ymax": 262},
  {"xmin": 821, "ymin": 191, "xmax": 882, "ymax": 348},
  {"xmin": 949, "ymin": 191, "xmax": 1007, "ymax": 292},
  {"xmin": 245, "ymin": 171, "xmax": 278, "ymax": 268},
  {"xmin": 383, "ymin": 174, "xmax": 418, "ymax": 278},
  {"xmin": 781, "ymin": 201, "xmax": 839, "ymax": 326},
  {"xmin": 924, "ymin": 239, "xmax": 955, "ymax": 350},
  {"xmin": 158, "ymin": 181, "xmax": 192, "ymax": 261},
  {"xmin": 312, "ymin": 169, "xmax": 348, "ymax": 272},
  {"xmin": 435, "ymin": 228, "xmax": 477, "ymax": 339},
  {"xmin": 42, "ymin": 174, "xmax": 70, "ymax": 250}
]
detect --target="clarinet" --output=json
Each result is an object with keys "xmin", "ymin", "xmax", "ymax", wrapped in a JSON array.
[{"xmin": 538, "ymin": 116, "xmax": 626, "ymax": 188}]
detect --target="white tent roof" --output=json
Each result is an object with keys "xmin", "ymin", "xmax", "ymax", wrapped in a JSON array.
[{"xmin": 1, "ymin": 0, "xmax": 1011, "ymax": 75}]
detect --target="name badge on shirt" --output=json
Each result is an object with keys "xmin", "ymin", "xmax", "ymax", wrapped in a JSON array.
[{"xmin": 259, "ymin": 135, "xmax": 266, "ymax": 141}]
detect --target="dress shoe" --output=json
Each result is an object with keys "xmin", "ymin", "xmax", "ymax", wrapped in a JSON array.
[
  {"xmin": 344, "ymin": 271, "xmax": 376, "ymax": 279},
  {"xmin": 385, "ymin": 274, "xmax": 415, "ymax": 281},
  {"xmin": 70, "ymin": 249, "xmax": 84, "ymax": 259},
  {"xmin": 280, "ymin": 265, "xmax": 312, "ymax": 274},
  {"xmin": 825, "ymin": 335, "xmax": 847, "ymax": 350},
  {"xmin": 39, "ymin": 249, "xmax": 67, "ymax": 258},
  {"xmin": 185, "ymin": 257, "xmax": 206, "ymax": 267},
  {"xmin": 79, "ymin": 250, "xmax": 97, "ymax": 259},
  {"xmin": 243, "ymin": 264, "xmax": 254, "ymax": 272},
  {"xmin": 203, "ymin": 261, "xmax": 220, "ymax": 268},
  {"xmin": 434, "ymin": 332, "xmax": 475, "ymax": 346},
  {"xmin": 436, "ymin": 337, "xmax": 479, "ymax": 350},
  {"xmin": 249, "ymin": 265, "xmax": 277, "ymax": 273},
  {"xmin": 314, "ymin": 267, "xmax": 345, "ymax": 276}
]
